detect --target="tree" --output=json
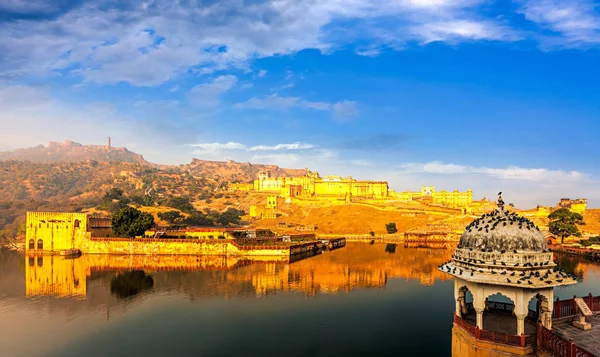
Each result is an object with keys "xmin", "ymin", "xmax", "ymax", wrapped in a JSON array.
[
  {"xmin": 184, "ymin": 212, "xmax": 214, "ymax": 227},
  {"xmin": 158, "ymin": 210, "xmax": 183, "ymax": 225},
  {"xmin": 215, "ymin": 208, "xmax": 245, "ymax": 226},
  {"xmin": 112, "ymin": 207, "xmax": 155, "ymax": 238},
  {"xmin": 104, "ymin": 188, "xmax": 124, "ymax": 200},
  {"xmin": 166, "ymin": 197, "xmax": 195, "ymax": 212},
  {"xmin": 386, "ymin": 222, "xmax": 398, "ymax": 234},
  {"xmin": 548, "ymin": 208, "xmax": 585, "ymax": 244}
]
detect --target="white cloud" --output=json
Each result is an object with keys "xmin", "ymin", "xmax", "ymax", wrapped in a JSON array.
[
  {"xmin": 518, "ymin": 0, "xmax": 600, "ymax": 47},
  {"xmin": 234, "ymin": 94, "xmax": 359, "ymax": 120},
  {"xmin": 414, "ymin": 20, "xmax": 519, "ymax": 43},
  {"xmin": 258, "ymin": 69, "xmax": 268, "ymax": 77},
  {"xmin": 248, "ymin": 143, "xmax": 315, "ymax": 151},
  {"xmin": 188, "ymin": 141, "xmax": 316, "ymax": 154},
  {"xmin": 0, "ymin": 0, "xmax": 523, "ymax": 85},
  {"xmin": 398, "ymin": 161, "xmax": 586, "ymax": 182},
  {"xmin": 187, "ymin": 142, "xmax": 247, "ymax": 154}
]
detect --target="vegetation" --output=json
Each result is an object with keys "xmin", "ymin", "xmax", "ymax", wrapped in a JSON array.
[
  {"xmin": 385, "ymin": 222, "xmax": 398, "ymax": 234},
  {"xmin": 548, "ymin": 208, "xmax": 585, "ymax": 244},
  {"xmin": 369, "ymin": 231, "xmax": 375, "ymax": 236},
  {"xmin": 385, "ymin": 243, "xmax": 397, "ymax": 253},
  {"xmin": 580, "ymin": 236, "xmax": 600, "ymax": 247},
  {"xmin": 112, "ymin": 207, "xmax": 155, "ymax": 238},
  {"xmin": 157, "ymin": 210, "xmax": 183, "ymax": 225}
]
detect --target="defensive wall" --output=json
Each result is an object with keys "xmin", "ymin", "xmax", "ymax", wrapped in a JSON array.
[{"xmin": 25, "ymin": 211, "xmax": 343, "ymax": 258}]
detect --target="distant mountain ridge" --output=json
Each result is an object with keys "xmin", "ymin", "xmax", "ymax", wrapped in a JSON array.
[{"xmin": 0, "ymin": 140, "xmax": 149, "ymax": 165}]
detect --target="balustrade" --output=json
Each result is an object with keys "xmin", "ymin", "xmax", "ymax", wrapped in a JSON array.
[{"xmin": 453, "ymin": 313, "xmax": 534, "ymax": 348}]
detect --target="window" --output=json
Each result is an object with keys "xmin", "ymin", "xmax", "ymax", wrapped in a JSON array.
[
  {"xmin": 37, "ymin": 257, "xmax": 43, "ymax": 267},
  {"xmin": 37, "ymin": 239, "xmax": 43, "ymax": 250},
  {"xmin": 74, "ymin": 219, "xmax": 80, "ymax": 229},
  {"xmin": 29, "ymin": 239, "xmax": 34, "ymax": 250},
  {"xmin": 28, "ymin": 257, "xmax": 34, "ymax": 267}
]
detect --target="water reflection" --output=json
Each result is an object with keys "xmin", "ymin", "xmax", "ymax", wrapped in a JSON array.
[
  {"xmin": 110, "ymin": 270, "xmax": 154, "ymax": 299},
  {"xmin": 22, "ymin": 243, "xmax": 453, "ymax": 301},
  {"xmin": 1, "ymin": 243, "xmax": 597, "ymax": 357}
]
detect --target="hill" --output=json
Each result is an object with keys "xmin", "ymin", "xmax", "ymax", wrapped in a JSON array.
[
  {"xmin": 0, "ymin": 140, "xmax": 309, "ymax": 238},
  {"xmin": 0, "ymin": 140, "xmax": 148, "ymax": 164}
]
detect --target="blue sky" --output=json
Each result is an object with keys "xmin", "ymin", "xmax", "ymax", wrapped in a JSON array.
[{"xmin": 1, "ymin": 0, "xmax": 600, "ymax": 207}]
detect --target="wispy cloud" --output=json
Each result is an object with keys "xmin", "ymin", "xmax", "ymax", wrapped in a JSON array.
[
  {"xmin": 187, "ymin": 75, "xmax": 237, "ymax": 109},
  {"xmin": 188, "ymin": 141, "xmax": 316, "ymax": 154},
  {"xmin": 518, "ymin": 0, "xmax": 600, "ymax": 47},
  {"xmin": 234, "ymin": 94, "xmax": 359, "ymax": 121},
  {"xmin": 398, "ymin": 161, "xmax": 586, "ymax": 182}
]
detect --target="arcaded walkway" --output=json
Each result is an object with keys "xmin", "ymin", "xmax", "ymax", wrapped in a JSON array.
[{"xmin": 463, "ymin": 311, "xmax": 537, "ymax": 335}]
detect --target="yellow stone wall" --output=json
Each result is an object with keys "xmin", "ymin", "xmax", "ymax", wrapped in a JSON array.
[
  {"xmin": 570, "ymin": 202, "xmax": 587, "ymax": 215},
  {"xmin": 398, "ymin": 187, "xmax": 473, "ymax": 208},
  {"xmin": 26, "ymin": 212, "xmax": 89, "ymax": 253},
  {"xmin": 249, "ymin": 171, "xmax": 390, "ymax": 199},
  {"xmin": 176, "ymin": 230, "xmax": 237, "ymax": 240},
  {"xmin": 73, "ymin": 236, "xmax": 290, "ymax": 257},
  {"xmin": 452, "ymin": 325, "xmax": 534, "ymax": 357},
  {"xmin": 229, "ymin": 183, "xmax": 253, "ymax": 191}
]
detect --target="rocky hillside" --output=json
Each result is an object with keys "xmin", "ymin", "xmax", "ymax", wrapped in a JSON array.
[
  {"xmin": 0, "ymin": 141, "xmax": 308, "ymax": 237},
  {"xmin": 0, "ymin": 140, "xmax": 148, "ymax": 164}
]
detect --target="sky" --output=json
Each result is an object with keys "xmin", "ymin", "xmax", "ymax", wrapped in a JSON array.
[{"xmin": 1, "ymin": 0, "xmax": 600, "ymax": 208}]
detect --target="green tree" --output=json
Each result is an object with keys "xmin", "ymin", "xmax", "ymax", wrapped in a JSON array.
[
  {"xmin": 184, "ymin": 212, "xmax": 214, "ymax": 226},
  {"xmin": 385, "ymin": 222, "xmax": 398, "ymax": 234},
  {"xmin": 158, "ymin": 210, "xmax": 183, "ymax": 225},
  {"xmin": 548, "ymin": 208, "xmax": 585, "ymax": 244},
  {"xmin": 112, "ymin": 207, "xmax": 155, "ymax": 238},
  {"xmin": 215, "ymin": 208, "xmax": 245, "ymax": 226},
  {"xmin": 166, "ymin": 197, "xmax": 195, "ymax": 212},
  {"xmin": 105, "ymin": 188, "xmax": 124, "ymax": 200}
]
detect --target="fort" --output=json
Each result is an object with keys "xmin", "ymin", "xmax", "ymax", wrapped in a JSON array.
[
  {"xmin": 236, "ymin": 170, "xmax": 476, "ymax": 218},
  {"xmin": 25, "ymin": 211, "xmax": 345, "ymax": 259}
]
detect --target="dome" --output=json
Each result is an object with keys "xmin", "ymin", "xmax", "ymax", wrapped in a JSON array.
[{"xmin": 458, "ymin": 209, "xmax": 548, "ymax": 252}]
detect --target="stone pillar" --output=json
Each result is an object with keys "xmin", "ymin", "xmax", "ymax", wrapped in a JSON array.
[
  {"xmin": 516, "ymin": 314, "xmax": 526, "ymax": 335},
  {"xmin": 456, "ymin": 297, "xmax": 463, "ymax": 316},
  {"xmin": 475, "ymin": 308, "xmax": 484, "ymax": 329}
]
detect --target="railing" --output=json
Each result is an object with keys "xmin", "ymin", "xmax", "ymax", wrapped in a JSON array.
[
  {"xmin": 487, "ymin": 301, "xmax": 514, "ymax": 314},
  {"xmin": 537, "ymin": 323, "xmax": 596, "ymax": 357},
  {"xmin": 553, "ymin": 294, "xmax": 600, "ymax": 319},
  {"xmin": 453, "ymin": 313, "xmax": 534, "ymax": 348}
]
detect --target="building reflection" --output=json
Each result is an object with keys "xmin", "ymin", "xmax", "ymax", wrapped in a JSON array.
[{"xmin": 25, "ymin": 243, "xmax": 453, "ymax": 300}]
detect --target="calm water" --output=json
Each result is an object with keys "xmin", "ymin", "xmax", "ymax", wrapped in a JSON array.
[{"xmin": 1, "ymin": 243, "xmax": 599, "ymax": 357}]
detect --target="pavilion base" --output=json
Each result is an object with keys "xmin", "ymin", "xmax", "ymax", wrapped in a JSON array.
[
  {"xmin": 452, "ymin": 326, "xmax": 535, "ymax": 357},
  {"xmin": 573, "ymin": 320, "xmax": 592, "ymax": 331}
]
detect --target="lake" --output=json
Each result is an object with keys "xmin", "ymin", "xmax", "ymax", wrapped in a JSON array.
[{"xmin": 1, "ymin": 242, "xmax": 598, "ymax": 357}]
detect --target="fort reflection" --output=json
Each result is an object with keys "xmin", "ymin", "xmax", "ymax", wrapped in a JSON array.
[{"xmin": 25, "ymin": 243, "xmax": 454, "ymax": 301}]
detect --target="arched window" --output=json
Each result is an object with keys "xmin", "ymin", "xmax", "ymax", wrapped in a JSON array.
[
  {"xmin": 29, "ymin": 239, "xmax": 35, "ymax": 250},
  {"xmin": 37, "ymin": 239, "xmax": 43, "ymax": 250},
  {"xmin": 28, "ymin": 257, "xmax": 34, "ymax": 267},
  {"xmin": 74, "ymin": 219, "xmax": 80, "ymax": 229},
  {"xmin": 37, "ymin": 257, "xmax": 43, "ymax": 267}
]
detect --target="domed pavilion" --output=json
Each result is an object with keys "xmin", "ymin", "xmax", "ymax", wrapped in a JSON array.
[{"xmin": 440, "ymin": 193, "xmax": 576, "ymax": 354}]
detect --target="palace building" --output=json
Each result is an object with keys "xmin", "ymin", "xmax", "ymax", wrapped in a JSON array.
[{"xmin": 232, "ymin": 170, "xmax": 472, "ymax": 208}]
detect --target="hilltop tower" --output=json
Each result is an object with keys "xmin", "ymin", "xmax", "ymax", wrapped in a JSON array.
[{"xmin": 107, "ymin": 137, "xmax": 111, "ymax": 150}]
